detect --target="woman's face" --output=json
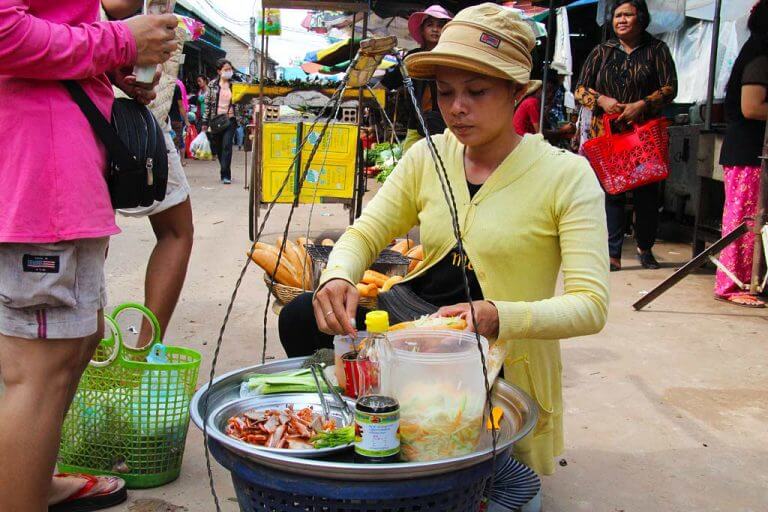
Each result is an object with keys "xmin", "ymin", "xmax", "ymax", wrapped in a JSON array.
[
  {"xmin": 218, "ymin": 63, "xmax": 233, "ymax": 77},
  {"xmin": 435, "ymin": 67, "xmax": 521, "ymax": 148},
  {"xmin": 197, "ymin": 77, "xmax": 206, "ymax": 88},
  {"xmin": 421, "ymin": 17, "xmax": 447, "ymax": 47},
  {"xmin": 612, "ymin": 3, "xmax": 642, "ymax": 40}
]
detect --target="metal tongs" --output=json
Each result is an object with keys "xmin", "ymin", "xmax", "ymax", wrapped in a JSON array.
[{"xmin": 308, "ymin": 363, "xmax": 353, "ymax": 425}]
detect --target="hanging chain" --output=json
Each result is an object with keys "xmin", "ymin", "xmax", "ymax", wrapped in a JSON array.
[{"xmin": 202, "ymin": 84, "xmax": 349, "ymax": 512}]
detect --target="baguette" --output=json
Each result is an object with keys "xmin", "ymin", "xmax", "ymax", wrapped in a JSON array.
[
  {"xmin": 406, "ymin": 245, "xmax": 423, "ymax": 260},
  {"xmin": 275, "ymin": 237, "xmax": 303, "ymax": 274},
  {"xmin": 406, "ymin": 245, "xmax": 424, "ymax": 273},
  {"xmin": 390, "ymin": 239, "xmax": 416, "ymax": 255},
  {"xmin": 249, "ymin": 244, "xmax": 302, "ymax": 288},
  {"xmin": 389, "ymin": 316, "xmax": 467, "ymax": 332},
  {"xmin": 362, "ymin": 269, "xmax": 388, "ymax": 287},
  {"xmin": 294, "ymin": 241, "xmax": 314, "ymax": 289},
  {"xmin": 381, "ymin": 275, "xmax": 403, "ymax": 292}
]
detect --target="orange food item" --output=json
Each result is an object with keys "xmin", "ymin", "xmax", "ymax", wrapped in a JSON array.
[
  {"xmin": 362, "ymin": 270, "xmax": 388, "ymax": 287},
  {"xmin": 249, "ymin": 243, "xmax": 302, "ymax": 288},
  {"xmin": 391, "ymin": 239, "xmax": 416, "ymax": 255},
  {"xmin": 356, "ymin": 282, "xmax": 379, "ymax": 298},
  {"xmin": 381, "ymin": 275, "xmax": 404, "ymax": 291}
]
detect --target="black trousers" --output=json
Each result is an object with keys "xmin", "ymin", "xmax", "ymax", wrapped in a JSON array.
[
  {"xmin": 605, "ymin": 182, "xmax": 659, "ymax": 259},
  {"xmin": 212, "ymin": 122, "xmax": 236, "ymax": 180},
  {"xmin": 278, "ymin": 292, "xmax": 368, "ymax": 358}
]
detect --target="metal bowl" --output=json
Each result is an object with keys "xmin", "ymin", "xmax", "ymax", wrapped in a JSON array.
[
  {"xmin": 192, "ymin": 357, "xmax": 538, "ymax": 480},
  {"xmin": 207, "ymin": 393, "xmax": 354, "ymax": 459}
]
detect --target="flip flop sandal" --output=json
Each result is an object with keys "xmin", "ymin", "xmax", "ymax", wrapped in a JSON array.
[
  {"xmin": 714, "ymin": 294, "xmax": 766, "ymax": 309},
  {"xmin": 49, "ymin": 474, "xmax": 127, "ymax": 512}
]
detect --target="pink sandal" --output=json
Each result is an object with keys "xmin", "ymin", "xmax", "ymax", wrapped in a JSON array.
[
  {"xmin": 49, "ymin": 473, "xmax": 127, "ymax": 512},
  {"xmin": 715, "ymin": 293, "xmax": 766, "ymax": 309}
]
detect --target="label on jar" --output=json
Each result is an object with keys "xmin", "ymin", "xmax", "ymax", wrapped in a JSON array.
[{"xmin": 354, "ymin": 408, "xmax": 400, "ymax": 458}]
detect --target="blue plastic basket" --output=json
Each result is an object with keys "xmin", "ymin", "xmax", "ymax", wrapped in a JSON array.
[{"xmin": 210, "ymin": 439, "xmax": 496, "ymax": 511}]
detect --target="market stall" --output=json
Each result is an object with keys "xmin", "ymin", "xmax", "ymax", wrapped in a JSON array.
[{"xmin": 194, "ymin": 4, "xmax": 547, "ymax": 511}]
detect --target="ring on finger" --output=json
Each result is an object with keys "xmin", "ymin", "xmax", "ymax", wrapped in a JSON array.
[{"xmin": 324, "ymin": 310, "xmax": 334, "ymax": 318}]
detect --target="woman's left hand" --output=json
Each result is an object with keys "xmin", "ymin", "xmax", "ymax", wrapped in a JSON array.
[
  {"xmin": 617, "ymin": 100, "xmax": 646, "ymax": 123},
  {"xmin": 112, "ymin": 67, "xmax": 161, "ymax": 105},
  {"xmin": 434, "ymin": 301, "xmax": 499, "ymax": 339}
]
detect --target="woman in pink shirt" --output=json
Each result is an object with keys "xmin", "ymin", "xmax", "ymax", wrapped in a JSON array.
[
  {"xmin": 0, "ymin": 2, "xmax": 176, "ymax": 510},
  {"xmin": 203, "ymin": 58, "xmax": 241, "ymax": 184}
]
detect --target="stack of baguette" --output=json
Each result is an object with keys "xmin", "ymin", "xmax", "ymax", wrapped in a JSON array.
[
  {"xmin": 390, "ymin": 238, "xmax": 424, "ymax": 274},
  {"xmin": 248, "ymin": 237, "xmax": 324, "ymax": 290},
  {"xmin": 249, "ymin": 237, "xmax": 425, "ymax": 297}
]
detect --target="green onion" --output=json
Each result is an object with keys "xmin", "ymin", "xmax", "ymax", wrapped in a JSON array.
[{"xmin": 311, "ymin": 425, "xmax": 354, "ymax": 449}]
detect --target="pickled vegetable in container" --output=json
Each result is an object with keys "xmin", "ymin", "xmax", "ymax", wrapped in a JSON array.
[{"xmin": 380, "ymin": 329, "xmax": 489, "ymax": 462}]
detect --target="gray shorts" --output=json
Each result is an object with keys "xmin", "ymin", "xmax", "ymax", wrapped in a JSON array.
[{"xmin": 0, "ymin": 237, "xmax": 108, "ymax": 340}]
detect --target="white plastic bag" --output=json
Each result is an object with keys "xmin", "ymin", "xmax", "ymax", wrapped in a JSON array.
[{"xmin": 190, "ymin": 131, "xmax": 213, "ymax": 160}]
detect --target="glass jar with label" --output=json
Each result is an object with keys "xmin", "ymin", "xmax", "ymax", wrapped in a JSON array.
[{"xmin": 354, "ymin": 395, "xmax": 400, "ymax": 463}]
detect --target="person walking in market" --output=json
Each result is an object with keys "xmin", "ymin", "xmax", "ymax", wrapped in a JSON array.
[
  {"xmin": 380, "ymin": 4, "xmax": 453, "ymax": 152},
  {"xmin": 714, "ymin": 0, "xmax": 768, "ymax": 308},
  {"xmin": 575, "ymin": 0, "xmax": 677, "ymax": 271},
  {"xmin": 0, "ymin": 3, "xmax": 176, "ymax": 510},
  {"xmin": 204, "ymin": 59, "xmax": 241, "ymax": 185},
  {"xmin": 195, "ymin": 74, "xmax": 209, "ymax": 132},
  {"xmin": 279, "ymin": 3, "xmax": 609, "ymax": 493}
]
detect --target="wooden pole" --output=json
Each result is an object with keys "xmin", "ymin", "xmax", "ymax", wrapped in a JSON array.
[
  {"xmin": 704, "ymin": 0, "xmax": 722, "ymax": 131},
  {"xmin": 538, "ymin": 0, "xmax": 556, "ymax": 133},
  {"xmin": 749, "ymin": 121, "xmax": 768, "ymax": 293}
]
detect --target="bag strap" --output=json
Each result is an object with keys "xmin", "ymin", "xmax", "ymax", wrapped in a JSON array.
[{"xmin": 62, "ymin": 80, "xmax": 137, "ymax": 171}]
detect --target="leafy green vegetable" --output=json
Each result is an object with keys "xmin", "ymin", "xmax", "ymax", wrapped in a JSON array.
[{"xmin": 311, "ymin": 424, "xmax": 354, "ymax": 449}]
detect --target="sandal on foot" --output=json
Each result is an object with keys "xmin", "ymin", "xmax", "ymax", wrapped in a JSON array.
[
  {"xmin": 49, "ymin": 474, "xmax": 127, "ymax": 512},
  {"xmin": 715, "ymin": 293, "xmax": 766, "ymax": 309},
  {"xmin": 610, "ymin": 258, "xmax": 622, "ymax": 272}
]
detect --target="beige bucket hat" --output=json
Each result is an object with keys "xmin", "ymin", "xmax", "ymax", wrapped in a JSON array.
[{"xmin": 406, "ymin": 2, "xmax": 541, "ymax": 96}]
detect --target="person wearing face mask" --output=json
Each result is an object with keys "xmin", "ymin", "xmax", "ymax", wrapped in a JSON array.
[
  {"xmin": 380, "ymin": 4, "xmax": 453, "ymax": 152},
  {"xmin": 204, "ymin": 58, "xmax": 240, "ymax": 184},
  {"xmin": 575, "ymin": 0, "xmax": 677, "ymax": 272},
  {"xmin": 279, "ymin": 3, "xmax": 609, "ymax": 480}
]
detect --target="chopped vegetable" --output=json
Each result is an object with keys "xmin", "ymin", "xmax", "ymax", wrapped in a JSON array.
[
  {"xmin": 398, "ymin": 391, "xmax": 484, "ymax": 462},
  {"xmin": 240, "ymin": 368, "xmax": 341, "ymax": 397},
  {"xmin": 310, "ymin": 424, "xmax": 355, "ymax": 449}
]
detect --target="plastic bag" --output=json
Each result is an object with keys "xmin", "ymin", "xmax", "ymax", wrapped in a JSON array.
[
  {"xmin": 190, "ymin": 130, "xmax": 213, "ymax": 160},
  {"xmin": 185, "ymin": 125, "xmax": 198, "ymax": 159}
]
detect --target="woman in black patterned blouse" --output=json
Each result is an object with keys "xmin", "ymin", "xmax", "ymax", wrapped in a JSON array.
[{"xmin": 575, "ymin": 0, "xmax": 677, "ymax": 271}]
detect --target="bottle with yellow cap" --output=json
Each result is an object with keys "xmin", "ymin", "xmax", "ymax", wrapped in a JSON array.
[
  {"xmin": 356, "ymin": 310, "xmax": 391, "ymax": 396},
  {"xmin": 354, "ymin": 310, "xmax": 400, "ymax": 463}
]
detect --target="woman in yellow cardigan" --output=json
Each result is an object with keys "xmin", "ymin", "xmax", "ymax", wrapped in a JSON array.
[{"xmin": 278, "ymin": 3, "xmax": 609, "ymax": 476}]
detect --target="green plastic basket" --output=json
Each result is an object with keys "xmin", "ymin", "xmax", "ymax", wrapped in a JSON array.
[{"xmin": 58, "ymin": 304, "xmax": 202, "ymax": 488}]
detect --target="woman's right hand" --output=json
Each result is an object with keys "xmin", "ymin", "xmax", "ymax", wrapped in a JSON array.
[
  {"xmin": 597, "ymin": 95, "xmax": 624, "ymax": 115},
  {"xmin": 124, "ymin": 14, "xmax": 178, "ymax": 66},
  {"xmin": 313, "ymin": 279, "xmax": 359, "ymax": 336}
]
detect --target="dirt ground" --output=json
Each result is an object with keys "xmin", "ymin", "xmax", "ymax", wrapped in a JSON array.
[{"xmin": 96, "ymin": 154, "xmax": 767, "ymax": 511}]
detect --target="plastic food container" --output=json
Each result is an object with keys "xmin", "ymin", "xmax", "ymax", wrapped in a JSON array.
[{"xmin": 381, "ymin": 330, "xmax": 489, "ymax": 462}]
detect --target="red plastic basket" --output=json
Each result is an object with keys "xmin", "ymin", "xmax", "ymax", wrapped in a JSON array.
[{"xmin": 583, "ymin": 114, "xmax": 670, "ymax": 195}]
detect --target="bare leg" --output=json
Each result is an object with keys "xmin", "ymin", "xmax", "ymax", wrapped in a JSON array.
[
  {"xmin": 139, "ymin": 199, "xmax": 194, "ymax": 345},
  {"xmin": 0, "ymin": 318, "xmax": 103, "ymax": 511}
]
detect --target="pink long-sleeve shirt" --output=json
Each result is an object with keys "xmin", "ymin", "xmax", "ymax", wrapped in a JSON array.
[{"xmin": 0, "ymin": 0, "xmax": 137, "ymax": 243}]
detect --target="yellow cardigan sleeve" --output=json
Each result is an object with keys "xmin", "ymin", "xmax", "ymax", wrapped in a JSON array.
[
  {"xmin": 494, "ymin": 161, "xmax": 610, "ymax": 340},
  {"xmin": 318, "ymin": 145, "xmax": 423, "ymax": 288}
]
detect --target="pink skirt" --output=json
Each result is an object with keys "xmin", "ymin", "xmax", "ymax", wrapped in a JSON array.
[{"xmin": 714, "ymin": 165, "xmax": 762, "ymax": 298}]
